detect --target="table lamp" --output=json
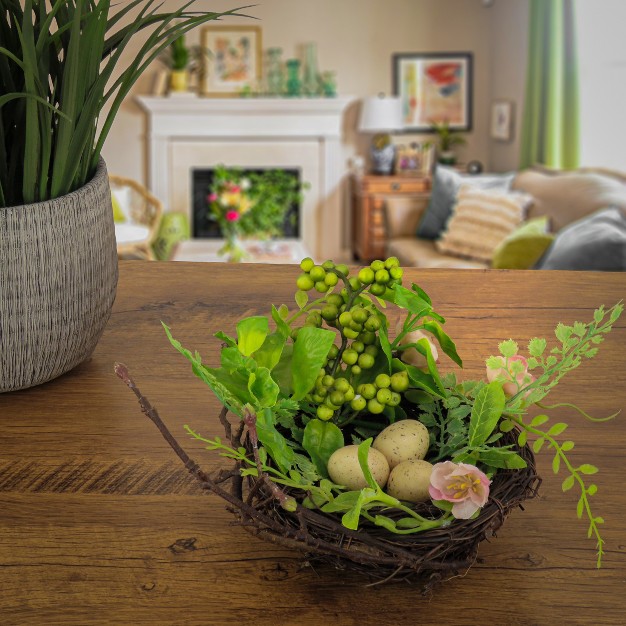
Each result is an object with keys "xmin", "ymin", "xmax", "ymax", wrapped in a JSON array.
[{"xmin": 358, "ymin": 94, "xmax": 403, "ymax": 175}]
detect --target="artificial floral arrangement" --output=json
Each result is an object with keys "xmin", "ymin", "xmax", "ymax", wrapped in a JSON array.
[
  {"xmin": 207, "ymin": 166, "xmax": 307, "ymax": 262},
  {"xmin": 117, "ymin": 257, "xmax": 621, "ymax": 586}
]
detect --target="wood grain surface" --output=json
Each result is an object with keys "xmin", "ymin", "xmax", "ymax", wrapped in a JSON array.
[{"xmin": 1, "ymin": 261, "xmax": 625, "ymax": 625}]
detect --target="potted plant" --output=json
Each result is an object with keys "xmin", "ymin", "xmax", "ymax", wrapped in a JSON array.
[
  {"xmin": 430, "ymin": 119, "xmax": 467, "ymax": 165},
  {"xmin": 0, "ymin": 1, "xmax": 245, "ymax": 393},
  {"xmin": 118, "ymin": 257, "xmax": 621, "ymax": 587},
  {"xmin": 158, "ymin": 34, "xmax": 210, "ymax": 94}
]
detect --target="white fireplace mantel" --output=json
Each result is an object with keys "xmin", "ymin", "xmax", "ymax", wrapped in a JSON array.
[{"xmin": 136, "ymin": 96, "xmax": 354, "ymax": 260}]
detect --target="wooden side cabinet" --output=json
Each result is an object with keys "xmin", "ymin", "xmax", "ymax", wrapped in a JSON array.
[{"xmin": 352, "ymin": 174, "xmax": 431, "ymax": 262}]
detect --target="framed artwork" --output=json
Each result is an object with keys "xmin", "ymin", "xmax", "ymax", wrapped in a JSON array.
[
  {"xmin": 392, "ymin": 52, "xmax": 473, "ymax": 132},
  {"xmin": 201, "ymin": 25, "xmax": 262, "ymax": 96},
  {"xmin": 394, "ymin": 142, "xmax": 434, "ymax": 176},
  {"xmin": 491, "ymin": 100, "xmax": 514, "ymax": 141}
]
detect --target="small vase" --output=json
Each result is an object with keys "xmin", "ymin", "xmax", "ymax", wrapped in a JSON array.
[
  {"xmin": 302, "ymin": 43, "xmax": 319, "ymax": 96},
  {"xmin": 320, "ymin": 71, "xmax": 337, "ymax": 97},
  {"xmin": 169, "ymin": 69, "xmax": 188, "ymax": 93},
  {"xmin": 219, "ymin": 230, "xmax": 247, "ymax": 263},
  {"xmin": 266, "ymin": 48, "xmax": 285, "ymax": 96},
  {"xmin": 285, "ymin": 59, "xmax": 302, "ymax": 97}
]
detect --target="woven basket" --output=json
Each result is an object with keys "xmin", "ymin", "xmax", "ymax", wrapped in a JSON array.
[
  {"xmin": 211, "ymin": 407, "xmax": 541, "ymax": 588},
  {"xmin": 0, "ymin": 159, "xmax": 118, "ymax": 392}
]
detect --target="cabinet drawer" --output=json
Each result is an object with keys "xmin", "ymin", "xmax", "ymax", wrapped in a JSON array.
[{"xmin": 363, "ymin": 179, "xmax": 429, "ymax": 195}]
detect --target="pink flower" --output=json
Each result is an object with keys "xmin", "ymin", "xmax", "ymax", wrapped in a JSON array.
[
  {"xmin": 207, "ymin": 193, "xmax": 218, "ymax": 203},
  {"xmin": 429, "ymin": 461, "xmax": 491, "ymax": 519},
  {"xmin": 486, "ymin": 355, "xmax": 535, "ymax": 396},
  {"xmin": 225, "ymin": 211, "xmax": 240, "ymax": 222},
  {"xmin": 229, "ymin": 184, "xmax": 241, "ymax": 193}
]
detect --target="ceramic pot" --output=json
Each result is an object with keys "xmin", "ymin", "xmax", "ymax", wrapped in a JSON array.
[
  {"xmin": 0, "ymin": 159, "xmax": 118, "ymax": 392},
  {"xmin": 170, "ymin": 69, "xmax": 188, "ymax": 93}
]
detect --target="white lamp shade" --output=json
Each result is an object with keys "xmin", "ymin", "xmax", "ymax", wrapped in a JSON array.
[{"xmin": 358, "ymin": 96, "xmax": 403, "ymax": 133}]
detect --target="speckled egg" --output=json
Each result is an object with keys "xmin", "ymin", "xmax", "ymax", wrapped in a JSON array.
[
  {"xmin": 372, "ymin": 419, "xmax": 430, "ymax": 469},
  {"xmin": 387, "ymin": 459, "xmax": 434, "ymax": 503},
  {"xmin": 327, "ymin": 445, "xmax": 390, "ymax": 490}
]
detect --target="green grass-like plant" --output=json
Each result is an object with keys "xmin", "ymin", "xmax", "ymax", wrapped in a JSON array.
[{"xmin": 0, "ymin": 0, "xmax": 249, "ymax": 208}]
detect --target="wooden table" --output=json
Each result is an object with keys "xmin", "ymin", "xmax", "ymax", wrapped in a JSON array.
[{"xmin": 1, "ymin": 262, "xmax": 625, "ymax": 625}]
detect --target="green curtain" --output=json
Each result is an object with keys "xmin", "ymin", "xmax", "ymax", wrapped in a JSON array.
[{"xmin": 520, "ymin": 0, "xmax": 580, "ymax": 169}]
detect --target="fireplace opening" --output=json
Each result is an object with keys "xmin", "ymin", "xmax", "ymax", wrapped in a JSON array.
[{"xmin": 191, "ymin": 167, "xmax": 301, "ymax": 239}]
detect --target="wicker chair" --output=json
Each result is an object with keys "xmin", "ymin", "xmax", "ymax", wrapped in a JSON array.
[{"xmin": 109, "ymin": 175, "xmax": 163, "ymax": 260}]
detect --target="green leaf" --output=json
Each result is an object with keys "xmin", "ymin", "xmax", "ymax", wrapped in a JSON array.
[
  {"xmin": 593, "ymin": 306, "xmax": 604, "ymax": 323},
  {"xmin": 214, "ymin": 330, "xmax": 237, "ymax": 347},
  {"xmin": 271, "ymin": 304, "xmax": 291, "ymax": 338},
  {"xmin": 221, "ymin": 346, "xmax": 246, "ymax": 373},
  {"xmin": 532, "ymin": 437, "xmax": 545, "ymax": 453},
  {"xmin": 555, "ymin": 323, "xmax": 573, "ymax": 342},
  {"xmin": 552, "ymin": 454, "xmax": 561, "ymax": 474},
  {"xmin": 253, "ymin": 332, "xmax": 286, "ymax": 371},
  {"xmin": 609, "ymin": 303, "xmax": 623, "ymax": 324},
  {"xmin": 321, "ymin": 490, "xmax": 361, "ymax": 513},
  {"xmin": 468, "ymin": 381, "xmax": 506, "ymax": 447},
  {"xmin": 477, "ymin": 448, "xmax": 528, "ymax": 470},
  {"xmin": 528, "ymin": 337, "xmax": 547, "ymax": 357},
  {"xmin": 237, "ymin": 316, "xmax": 269, "ymax": 356},
  {"xmin": 414, "ymin": 337, "xmax": 445, "ymax": 394},
  {"xmin": 302, "ymin": 420, "xmax": 344, "ymax": 478},
  {"xmin": 422, "ymin": 320, "xmax": 462, "ymax": 367},
  {"xmin": 411, "ymin": 283, "xmax": 432, "ymax": 305},
  {"xmin": 291, "ymin": 326, "xmax": 335, "ymax": 400},
  {"xmin": 272, "ymin": 343, "xmax": 294, "ymax": 396},
  {"xmin": 255, "ymin": 408, "xmax": 295, "ymax": 474},
  {"xmin": 486, "ymin": 355, "xmax": 503, "ymax": 370},
  {"xmin": 404, "ymin": 364, "xmax": 446, "ymax": 399},
  {"xmin": 577, "ymin": 497, "xmax": 584, "ymax": 519},
  {"xmin": 499, "ymin": 419, "xmax": 516, "ymax": 433},
  {"xmin": 562, "ymin": 475, "xmax": 575, "ymax": 492},
  {"xmin": 498, "ymin": 340, "xmax": 518, "ymax": 358},
  {"xmin": 572, "ymin": 321, "xmax": 587, "ymax": 337},
  {"xmin": 579, "ymin": 464, "xmax": 599, "ymax": 475},
  {"xmin": 560, "ymin": 440, "xmax": 575, "ymax": 452},
  {"xmin": 374, "ymin": 311, "xmax": 393, "ymax": 374},
  {"xmin": 547, "ymin": 422, "xmax": 568, "ymax": 437},
  {"xmin": 295, "ymin": 289, "xmax": 308, "ymax": 309},
  {"xmin": 248, "ymin": 367, "xmax": 280, "ymax": 408},
  {"xmin": 341, "ymin": 488, "xmax": 376, "ymax": 530},
  {"xmin": 518, "ymin": 430, "xmax": 528, "ymax": 447},
  {"xmin": 357, "ymin": 438, "xmax": 379, "ymax": 490},
  {"xmin": 392, "ymin": 285, "xmax": 432, "ymax": 317},
  {"xmin": 530, "ymin": 414, "xmax": 549, "ymax": 427},
  {"xmin": 587, "ymin": 484, "xmax": 598, "ymax": 496}
]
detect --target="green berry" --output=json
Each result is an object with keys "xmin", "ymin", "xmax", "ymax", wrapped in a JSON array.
[
  {"xmin": 328, "ymin": 345, "xmax": 339, "ymax": 359},
  {"xmin": 343, "ymin": 328, "xmax": 359, "ymax": 340},
  {"xmin": 351, "ymin": 365, "xmax": 362, "ymax": 376},
  {"xmin": 384, "ymin": 256, "xmax": 399, "ymax": 269},
  {"xmin": 341, "ymin": 349, "xmax": 358, "ymax": 365},
  {"xmin": 321, "ymin": 304, "xmax": 339, "ymax": 321},
  {"xmin": 324, "ymin": 396, "xmax": 341, "ymax": 410},
  {"xmin": 358, "ymin": 267, "xmax": 375, "ymax": 285},
  {"xmin": 359, "ymin": 331, "xmax": 376, "ymax": 345},
  {"xmin": 376, "ymin": 388, "xmax": 392, "ymax": 404},
  {"xmin": 370, "ymin": 259, "xmax": 385, "ymax": 272},
  {"xmin": 322, "ymin": 375, "xmax": 334, "ymax": 388},
  {"xmin": 322, "ymin": 260, "xmax": 335, "ymax": 270},
  {"xmin": 343, "ymin": 386, "xmax": 355, "ymax": 402},
  {"xmin": 330, "ymin": 391, "xmax": 345, "ymax": 405},
  {"xmin": 309, "ymin": 265, "xmax": 326, "ymax": 282},
  {"xmin": 389, "ymin": 266, "xmax": 403, "ymax": 280},
  {"xmin": 290, "ymin": 328, "xmax": 300, "ymax": 340},
  {"xmin": 365, "ymin": 344, "xmax": 379, "ymax": 357},
  {"xmin": 390, "ymin": 371, "xmax": 409, "ymax": 392},
  {"xmin": 338, "ymin": 311, "xmax": 352, "ymax": 327},
  {"xmin": 296, "ymin": 274, "xmax": 314, "ymax": 291},
  {"xmin": 361, "ymin": 384, "xmax": 376, "ymax": 400},
  {"xmin": 317, "ymin": 406, "xmax": 334, "ymax": 421},
  {"xmin": 325, "ymin": 272, "xmax": 339, "ymax": 287},
  {"xmin": 327, "ymin": 294, "xmax": 344, "ymax": 307},
  {"xmin": 375, "ymin": 373, "xmax": 391, "ymax": 389},
  {"xmin": 335, "ymin": 263, "xmax": 349, "ymax": 276},
  {"xmin": 352, "ymin": 341, "xmax": 365, "ymax": 354},
  {"xmin": 349, "ymin": 277, "xmax": 361, "ymax": 291},
  {"xmin": 367, "ymin": 398, "xmax": 385, "ymax": 414},
  {"xmin": 351, "ymin": 396, "xmax": 367, "ymax": 411},
  {"xmin": 327, "ymin": 359, "xmax": 336, "ymax": 370},
  {"xmin": 316, "ymin": 281, "xmax": 330, "ymax": 293},
  {"xmin": 374, "ymin": 269, "xmax": 390, "ymax": 284},
  {"xmin": 351, "ymin": 308, "xmax": 368, "ymax": 324},
  {"xmin": 312, "ymin": 394, "xmax": 325, "ymax": 404},
  {"xmin": 370, "ymin": 283, "xmax": 386, "ymax": 296},
  {"xmin": 300, "ymin": 257, "xmax": 315, "ymax": 272},
  {"xmin": 358, "ymin": 353, "xmax": 375, "ymax": 369},
  {"xmin": 388, "ymin": 392, "xmax": 402, "ymax": 407},
  {"xmin": 349, "ymin": 321, "xmax": 363, "ymax": 333},
  {"xmin": 365, "ymin": 316, "xmax": 381, "ymax": 332},
  {"xmin": 315, "ymin": 386, "xmax": 328, "ymax": 398},
  {"xmin": 334, "ymin": 378, "xmax": 351, "ymax": 393}
]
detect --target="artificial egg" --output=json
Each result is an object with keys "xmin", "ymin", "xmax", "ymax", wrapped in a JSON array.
[
  {"xmin": 396, "ymin": 329, "xmax": 439, "ymax": 369},
  {"xmin": 327, "ymin": 445, "xmax": 390, "ymax": 490},
  {"xmin": 372, "ymin": 419, "xmax": 430, "ymax": 469},
  {"xmin": 386, "ymin": 459, "xmax": 434, "ymax": 503}
]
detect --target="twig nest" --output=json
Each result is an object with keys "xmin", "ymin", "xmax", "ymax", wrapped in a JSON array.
[
  {"xmin": 387, "ymin": 460, "xmax": 434, "ymax": 503},
  {"xmin": 372, "ymin": 419, "xmax": 430, "ymax": 468},
  {"xmin": 327, "ymin": 445, "xmax": 390, "ymax": 490}
]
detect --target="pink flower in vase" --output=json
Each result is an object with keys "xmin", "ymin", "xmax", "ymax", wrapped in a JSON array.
[
  {"xmin": 207, "ymin": 193, "xmax": 218, "ymax": 203},
  {"xmin": 429, "ymin": 461, "xmax": 491, "ymax": 519},
  {"xmin": 225, "ymin": 210, "xmax": 240, "ymax": 222}
]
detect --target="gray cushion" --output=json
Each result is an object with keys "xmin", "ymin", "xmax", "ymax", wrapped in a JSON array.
[
  {"xmin": 535, "ymin": 207, "xmax": 626, "ymax": 271},
  {"xmin": 417, "ymin": 166, "xmax": 515, "ymax": 239}
]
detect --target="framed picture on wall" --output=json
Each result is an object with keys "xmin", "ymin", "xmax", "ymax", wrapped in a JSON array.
[
  {"xmin": 201, "ymin": 25, "xmax": 262, "ymax": 97},
  {"xmin": 491, "ymin": 100, "xmax": 514, "ymax": 141},
  {"xmin": 392, "ymin": 52, "xmax": 473, "ymax": 132}
]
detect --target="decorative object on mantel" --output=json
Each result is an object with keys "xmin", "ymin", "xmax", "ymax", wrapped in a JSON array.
[
  {"xmin": 158, "ymin": 33, "xmax": 210, "ymax": 94},
  {"xmin": 0, "ymin": 1, "xmax": 244, "ymax": 393},
  {"xmin": 430, "ymin": 119, "xmax": 467, "ymax": 165},
  {"xmin": 206, "ymin": 166, "xmax": 308, "ymax": 262},
  {"xmin": 491, "ymin": 99, "xmax": 515, "ymax": 142},
  {"xmin": 358, "ymin": 94, "xmax": 404, "ymax": 175},
  {"xmin": 302, "ymin": 43, "xmax": 320, "ymax": 96},
  {"xmin": 265, "ymin": 47, "xmax": 286, "ymax": 96},
  {"xmin": 200, "ymin": 25, "xmax": 262, "ymax": 97},
  {"xmin": 118, "ymin": 257, "xmax": 622, "ymax": 587},
  {"xmin": 393, "ymin": 52, "xmax": 473, "ymax": 132},
  {"xmin": 285, "ymin": 59, "xmax": 303, "ymax": 97}
]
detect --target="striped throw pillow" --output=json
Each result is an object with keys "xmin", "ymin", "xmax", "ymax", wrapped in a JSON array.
[{"xmin": 436, "ymin": 185, "xmax": 533, "ymax": 263}]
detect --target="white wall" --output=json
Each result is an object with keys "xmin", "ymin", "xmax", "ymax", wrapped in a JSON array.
[
  {"xmin": 100, "ymin": 0, "xmax": 494, "ymax": 184},
  {"xmin": 577, "ymin": 0, "xmax": 626, "ymax": 172}
]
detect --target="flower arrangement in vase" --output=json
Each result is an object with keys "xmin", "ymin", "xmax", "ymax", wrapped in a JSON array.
[
  {"xmin": 118, "ymin": 257, "xmax": 622, "ymax": 586},
  {"xmin": 207, "ymin": 166, "xmax": 308, "ymax": 262}
]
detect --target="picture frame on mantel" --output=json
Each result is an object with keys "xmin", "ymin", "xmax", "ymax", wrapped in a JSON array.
[
  {"xmin": 200, "ymin": 25, "xmax": 262, "ymax": 97},
  {"xmin": 392, "ymin": 52, "xmax": 473, "ymax": 132}
]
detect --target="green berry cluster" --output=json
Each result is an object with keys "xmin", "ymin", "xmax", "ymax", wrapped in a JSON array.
[{"xmin": 294, "ymin": 256, "xmax": 411, "ymax": 424}]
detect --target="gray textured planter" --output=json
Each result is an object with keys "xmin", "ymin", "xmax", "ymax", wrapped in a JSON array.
[{"xmin": 0, "ymin": 159, "xmax": 118, "ymax": 392}]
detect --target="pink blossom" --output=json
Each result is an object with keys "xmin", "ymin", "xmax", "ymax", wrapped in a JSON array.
[
  {"xmin": 487, "ymin": 355, "xmax": 534, "ymax": 396},
  {"xmin": 429, "ymin": 461, "xmax": 491, "ymax": 519},
  {"xmin": 229, "ymin": 184, "xmax": 241, "ymax": 193},
  {"xmin": 225, "ymin": 211, "xmax": 240, "ymax": 222},
  {"xmin": 207, "ymin": 193, "xmax": 218, "ymax": 203}
]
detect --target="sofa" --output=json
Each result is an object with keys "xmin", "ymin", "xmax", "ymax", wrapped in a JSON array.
[{"xmin": 384, "ymin": 165, "xmax": 626, "ymax": 270}]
